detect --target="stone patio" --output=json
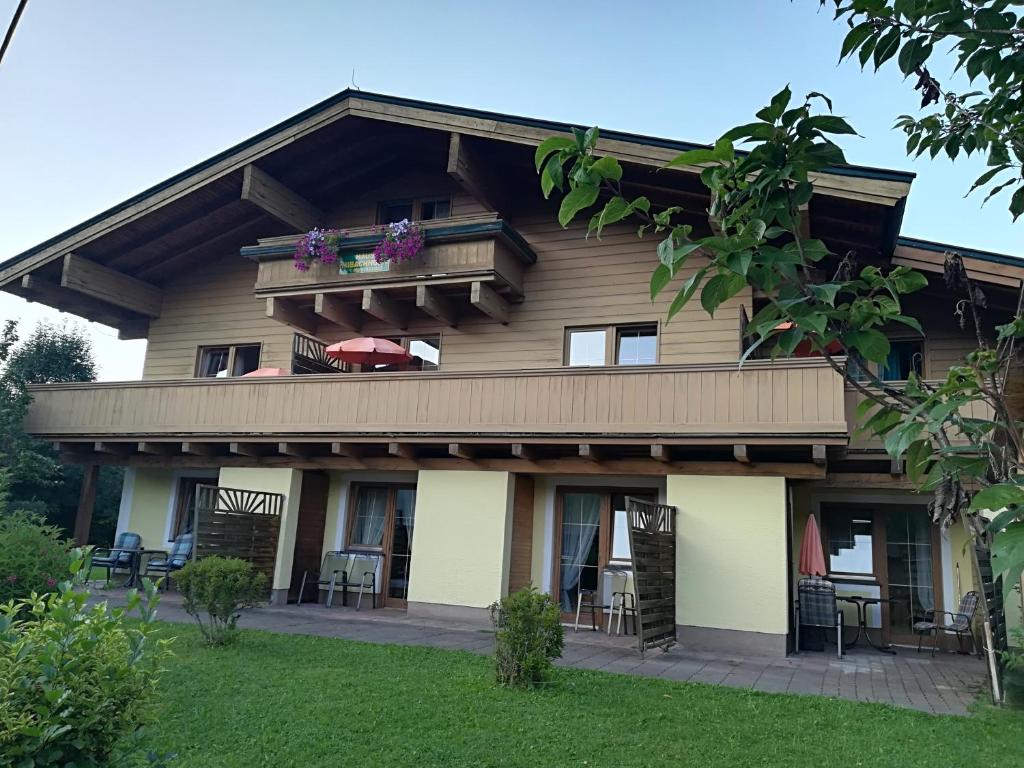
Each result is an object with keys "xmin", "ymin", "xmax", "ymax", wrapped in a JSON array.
[{"xmin": 96, "ymin": 588, "xmax": 988, "ymax": 717}]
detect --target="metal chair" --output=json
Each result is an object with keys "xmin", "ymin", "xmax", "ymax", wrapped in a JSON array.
[
  {"xmin": 91, "ymin": 531, "xmax": 141, "ymax": 583},
  {"xmin": 574, "ymin": 585, "xmax": 599, "ymax": 632},
  {"xmin": 143, "ymin": 533, "xmax": 194, "ymax": 590},
  {"xmin": 297, "ymin": 551, "xmax": 349, "ymax": 607},
  {"xmin": 333, "ymin": 553, "xmax": 380, "ymax": 610},
  {"xmin": 607, "ymin": 569, "xmax": 637, "ymax": 636},
  {"xmin": 795, "ymin": 577, "xmax": 846, "ymax": 658},
  {"xmin": 913, "ymin": 591, "xmax": 980, "ymax": 657}
]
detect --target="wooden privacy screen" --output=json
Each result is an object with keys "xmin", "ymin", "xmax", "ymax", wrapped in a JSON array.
[
  {"xmin": 193, "ymin": 485, "xmax": 284, "ymax": 585},
  {"xmin": 626, "ymin": 497, "xmax": 678, "ymax": 654}
]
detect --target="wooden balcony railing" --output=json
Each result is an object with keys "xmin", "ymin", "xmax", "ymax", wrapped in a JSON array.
[{"xmin": 25, "ymin": 359, "xmax": 846, "ymax": 443}]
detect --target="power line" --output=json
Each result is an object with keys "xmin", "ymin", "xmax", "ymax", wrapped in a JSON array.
[{"xmin": 0, "ymin": 0, "xmax": 28, "ymax": 70}]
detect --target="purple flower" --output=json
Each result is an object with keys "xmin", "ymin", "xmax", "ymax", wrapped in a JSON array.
[
  {"xmin": 293, "ymin": 227, "xmax": 341, "ymax": 272},
  {"xmin": 46, "ymin": 578, "xmax": 57, "ymax": 587}
]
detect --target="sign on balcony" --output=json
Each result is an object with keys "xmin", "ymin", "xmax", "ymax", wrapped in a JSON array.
[{"xmin": 340, "ymin": 252, "xmax": 389, "ymax": 275}]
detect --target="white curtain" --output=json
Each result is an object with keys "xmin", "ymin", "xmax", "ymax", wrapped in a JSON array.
[
  {"xmin": 352, "ymin": 488, "xmax": 388, "ymax": 546},
  {"xmin": 560, "ymin": 494, "xmax": 601, "ymax": 610}
]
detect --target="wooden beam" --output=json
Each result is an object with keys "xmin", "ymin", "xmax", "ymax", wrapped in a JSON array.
[
  {"xmin": 241, "ymin": 164, "xmax": 324, "ymax": 232},
  {"xmin": 230, "ymin": 442, "xmax": 272, "ymax": 457},
  {"xmin": 447, "ymin": 132, "xmax": 503, "ymax": 213},
  {"xmin": 651, "ymin": 444, "xmax": 672, "ymax": 463},
  {"xmin": 511, "ymin": 443, "xmax": 537, "ymax": 461},
  {"xmin": 470, "ymin": 281, "xmax": 509, "ymax": 324},
  {"xmin": 578, "ymin": 444, "xmax": 604, "ymax": 462},
  {"xmin": 734, "ymin": 445, "xmax": 750, "ymax": 464},
  {"xmin": 182, "ymin": 442, "xmax": 215, "ymax": 456},
  {"xmin": 812, "ymin": 444, "xmax": 827, "ymax": 466},
  {"xmin": 94, "ymin": 441, "xmax": 134, "ymax": 455},
  {"xmin": 890, "ymin": 457, "xmax": 904, "ymax": 476},
  {"xmin": 314, "ymin": 292, "xmax": 362, "ymax": 332},
  {"xmin": 278, "ymin": 442, "xmax": 311, "ymax": 458},
  {"xmin": 138, "ymin": 441, "xmax": 179, "ymax": 456},
  {"xmin": 448, "ymin": 443, "xmax": 477, "ymax": 460},
  {"xmin": 331, "ymin": 442, "xmax": 363, "ymax": 459},
  {"xmin": 117, "ymin": 320, "xmax": 150, "ymax": 341},
  {"xmin": 416, "ymin": 285, "xmax": 457, "ymax": 327},
  {"xmin": 74, "ymin": 464, "xmax": 99, "ymax": 546},
  {"xmin": 266, "ymin": 296, "xmax": 317, "ymax": 334},
  {"xmin": 388, "ymin": 442, "xmax": 416, "ymax": 459},
  {"xmin": 19, "ymin": 275, "xmax": 139, "ymax": 334},
  {"xmin": 362, "ymin": 288, "xmax": 408, "ymax": 329},
  {"xmin": 60, "ymin": 253, "xmax": 162, "ymax": 317}
]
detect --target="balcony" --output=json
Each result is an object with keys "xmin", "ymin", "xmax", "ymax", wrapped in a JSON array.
[
  {"xmin": 26, "ymin": 359, "xmax": 846, "ymax": 474},
  {"xmin": 241, "ymin": 213, "xmax": 536, "ymax": 333}
]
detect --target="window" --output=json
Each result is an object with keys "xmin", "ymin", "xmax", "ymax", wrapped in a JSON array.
[
  {"xmin": 566, "ymin": 324, "xmax": 658, "ymax": 367},
  {"xmin": 880, "ymin": 339, "xmax": 923, "ymax": 382},
  {"xmin": 616, "ymin": 325, "xmax": 658, "ymax": 365},
  {"xmin": 378, "ymin": 200, "xmax": 414, "ymax": 225},
  {"xmin": 371, "ymin": 335, "xmax": 441, "ymax": 372},
  {"xmin": 823, "ymin": 507, "xmax": 875, "ymax": 576},
  {"xmin": 349, "ymin": 486, "xmax": 389, "ymax": 547},
  {"xmin": 420, "ymin": 198, "xmax": 451, "ymax": 221},
  {"xmin": 196, "ymin": 344, "xmax": 262, "ymax": 378}
]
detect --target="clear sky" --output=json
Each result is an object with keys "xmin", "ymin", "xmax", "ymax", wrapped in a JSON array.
[{"xmin": 0, "ymin": 0, "xmax": 1018, "ymax": 380}]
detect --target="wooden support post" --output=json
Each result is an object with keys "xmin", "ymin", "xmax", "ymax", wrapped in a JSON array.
[
  {"xmin": 266, "ymin": 296, "xmax": 318, "ymax": 334},
  {"xmin": 61, "ymin": 253, "xmax": 163, "ymax": 317},
  {"xmin": 448, "ymin": 443, "xmax": 477, "ymax": 460},
  {"xmin": 446, "ymin": 132, "xmax": 504, "ymax": 213},
  {"xmin": 388, "ymin": 442, "xmax": 416, "ymax": 460},
  {"xmin": 331, "ymin": 442, "xmax": 363, "ymax": 459},
  {"xmin": 362, "ymin": 289, "xmax": 408, "ymax": 329},
  {"xmin": 651, "ymin": 444, "xmax": 672, "ymax": 463},
  {"xmin": 470, "ymin": 281, "xmax": 509, "ymax": 324},
  {"xmin": 74, "ymin": 464, "xmax": 99, "ymax": 546},
  {"xmin": 812, "ymin": 444, "xmax": 827, "ymax": 467},
  {"xmin": 314, "ymin": 293, "xmax": 362, "ymax": 332},
  {"xmin": 734, "ymin": 445, "xmax": 751, "ymax": 464},
  {"xmin": 511, "ymin": 443, "xmax": 537, "ymax": 461},
  {"xmin": 241, "ymin": 164, "xmax": 324, "ymax": 232},
  {"xmin": 578, "ymin": 444, "xmax": 603, "ymax": 462},
  {"xmin": 416, "ymin": 285, "xmax": 457, "ymax": 327}
]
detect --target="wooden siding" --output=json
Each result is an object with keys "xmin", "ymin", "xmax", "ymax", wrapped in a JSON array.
[
  {"xmin": 845, "ymin": 386, "xmax": 993, "ymax": 450},
  {"xmin": 507, "ymin": 475, "xmax": 535, "ymax": 593},
  {"xmin": 26, "ymin": 360, "xmax": 846, "ymax": 440}
]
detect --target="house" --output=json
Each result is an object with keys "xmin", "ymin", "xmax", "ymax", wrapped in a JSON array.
[{"xmin": 2, "ymin": 90, "xmax": 1020, "ymax": 656}]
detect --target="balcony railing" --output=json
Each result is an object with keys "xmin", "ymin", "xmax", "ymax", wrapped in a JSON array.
[{"xmin": 25, "ymin": 359, "xmax": 846, "ymax": 443}]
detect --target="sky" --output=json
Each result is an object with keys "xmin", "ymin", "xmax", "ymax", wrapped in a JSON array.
[{"xmin": 0, "ymin": 0, "xmax": 1018, "ymax": 380}]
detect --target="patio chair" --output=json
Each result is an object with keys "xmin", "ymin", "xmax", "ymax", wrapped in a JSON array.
[
  {"xmin": 297, "ymin": 551, "xmax": 349, "ymax": 608},
  {"xmin": 574, "ymin": 585, "xmax": 599, "ymax": 632},
  {"xmin": 606, "ymin": 569, "xmax": 637, "ymax": 637},
  {"xmin": 795, "ymin": 577, "xmax": 846, "ymax": 658},
  {"xmin": 143, "ymin": 533, "xmax": 194, "ymax": 590},
  {"xmin": 913, "ymin": 591, "xmax": 979, "ymax": 657},
  {"xmin": 91, "ymin": 531, "xmax": 141, "ymax": 583},
  {"xmin": 333, "ymin": 553, "xmax": 380, "ymax": 610}
]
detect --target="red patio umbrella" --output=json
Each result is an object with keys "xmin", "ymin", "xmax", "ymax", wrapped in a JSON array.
[
  {"xmin": 798, "ymin": 514, "xmax": 828, "ymax": 577},
  {"xmin": 241, "ymin": 367, "xmax": 289, "ymax": 377},
  {"xmin": 325, "ymin": 337, "xmax": 412, "ymax": 366},
  {"xmin": 772, "ymin": 321, "xmax": 844, "ymax": 358}
]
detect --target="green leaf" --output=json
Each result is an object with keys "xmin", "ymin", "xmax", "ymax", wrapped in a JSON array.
[
  {"xmin": 970, "ymin": 483, "xmax": 1024, "ymax": 512},
  {"xmin": 657, "ymin": 236, "xmax": 675, "ymax": 269},
  {"xmin": 1011, "ymin": 187, "xmax": 1024, "ymax": 222},
  {"xmin": 590, "ymin": 156, "xmax": 622, "ymax": 182},
  {"xmin": 722, "ymin": 122, "xmax": 777, "ymax": 143},
  {"xmin": 756, "ymin": 85, "xmax": 792, "ymax": 123},
  {"xmin": 840, "ymin": 22, "xmax": 875, "ymax": 60},
  {"xmin": 650, "ymin": 264, "xmax": 672, "ymax": 300},
  {"xmin": 985, "ymin": 506, "xmax": 1023, "ymax": 534},
  {"xmin": 891, "ymin": 269, "xmax": 928, "ymax": 294},
  {"xmin": 667, "ymin": 268, "xmax": 707, "ymax": 321},
  {"xmin": 806, "ymin": 115, "xmax": 858, "ymax": 136},
  {"xmin": 845, "ymin": 329, "xmax": 890, "ymax": 363},
  {"xmin": 540, "ymin": 155, "xmax": 563, "ymax": 199},
  {"xmin": 873, "ymin": 27, "xmax": 901, "ymax": 69},
  {"xmin": 590, "ymin": 196, "xmax": 631, "ymax": 236},
  {"xmin": 700, "ymin": 273, "xmax": 745, "ymax": 317},
  {"xmin": 535, "ymin": 136, "xmax": 576, "ymax": 172},
  {"xmin": 666, "ymin": 147, "xmax": 720, "ymax": 169},
  {"xmin": 557, "ymin": 183, "xmax": 599, "ymax": 227},
  {"xmin": 905, "ymin": 438, "xmax": 932, "ymax": 484}
]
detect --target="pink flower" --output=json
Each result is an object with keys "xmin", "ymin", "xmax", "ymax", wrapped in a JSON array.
[
  {"xmin": 6, "ymin": 575, "xmax": 16, "ymax": 583},
  {"xmin": 46, "ymin": 578, "xmax": 57, "ymax": 587}
]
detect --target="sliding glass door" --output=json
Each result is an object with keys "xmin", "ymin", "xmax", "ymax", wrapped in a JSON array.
[{"xmin": 347, "ymin": 484, "xmax": 416, "ymax": 608}]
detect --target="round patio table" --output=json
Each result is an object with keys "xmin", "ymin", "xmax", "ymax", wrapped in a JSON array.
[{"xmin": 840, "ymin": 595, "xmax": 896, "ymax": 654}]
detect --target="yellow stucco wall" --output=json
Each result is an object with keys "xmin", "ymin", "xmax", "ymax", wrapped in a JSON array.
[
  {"xmin": 218, "ymin": 467, "xmax": 302, "ymax": 590},
  {"xmin": 407, "ymin": 470, "xmax": 513, "ymax": 608},
  {"xmin": 124, "ymin": 468, "xmax": 176, "ymax": 548},
  {"xmin": 668, "ymin": 475, "xmax": 788, "ymax": 636}
]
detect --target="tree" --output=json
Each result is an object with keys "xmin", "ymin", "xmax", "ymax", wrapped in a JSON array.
[
  {"xmin": 537, "ymin": 2, "xmax": 1024, "ymax": 670},
  {"xmin": 0, "ymin": 321, "xmax": 122, "ymax": 542}
]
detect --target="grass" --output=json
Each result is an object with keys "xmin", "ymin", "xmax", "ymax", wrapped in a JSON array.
[{"xmin": 141, "ymin": 624, "xmax": 1022, "ymax": 768}]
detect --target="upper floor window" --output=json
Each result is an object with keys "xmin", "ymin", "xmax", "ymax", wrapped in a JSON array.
[
  {"xmin": 196, "ymin": 343, "xmax": 261, "ymax": 378},
  {"xmin": 565, "ymin": 324, "xmax": 658, "ymax": 367},
  {"xmin": 879, "ymin": 339, "xmax": 923, "ymax": 382},
  {"xmin": 369, "ymin": 335, "xmax": 441, "ymax": 372},
  {"xmin": 377, "ymin": 197, "xmax": 452, "ymax": 225}
]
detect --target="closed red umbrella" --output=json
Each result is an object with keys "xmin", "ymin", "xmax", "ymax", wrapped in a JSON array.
[
  {"xmin": 798, "ymin": 514, "xmax": 828, "ymax": 577},
  {"xmin": 325, "ymin": 337, "xmax": 412, "ymax": 366}
]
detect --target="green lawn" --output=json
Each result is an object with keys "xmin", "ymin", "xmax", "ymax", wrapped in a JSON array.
[{"xmin": 142, "ymin": 625, "xmax": 1022, "ymax": 768}]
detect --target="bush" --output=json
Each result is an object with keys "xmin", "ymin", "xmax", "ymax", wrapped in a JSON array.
[
  {"xmin": 0, "ymin": 510, "xmax": 72, "ymax": 602},
  {"xmin": 175, "ymin": 556, "xmax": 267, "ymax": 646},
  {"xmin": 489, "ymin": 587, "xmax": 563, "ymax": 688},
  {"xmin": 0, "ymin": 552, "xmax": 167, "ymax": 767}
]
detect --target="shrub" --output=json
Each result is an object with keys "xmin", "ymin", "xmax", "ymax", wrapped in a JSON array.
[
  {"xmin": 175, "ymin": 556, "xmax": 267, "ymax": 646},
  {"xmin": 0, "ymin": 510, "xmax": 72, "ymax": 602},
  {"xmin": 0, "ymin": 552, "xmax": 167, "ymax": 767},
  {"xmin": 489, "ymin": 587, "xmax": 563, "ymax": 688}
]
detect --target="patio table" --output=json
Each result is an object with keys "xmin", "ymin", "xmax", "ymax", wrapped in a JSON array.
[{"xmin": 841, "ymin": 595, "xmax": 895, "ymax": 654}]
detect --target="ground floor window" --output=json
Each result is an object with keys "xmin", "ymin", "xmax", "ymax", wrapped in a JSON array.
[
  {"xmin": 171, "ymin": 477, "xmax": 209, "ymax": 539},
  {"xmin": 347, "ymin": 484, "xmax": 417, "ymax": 605}
]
